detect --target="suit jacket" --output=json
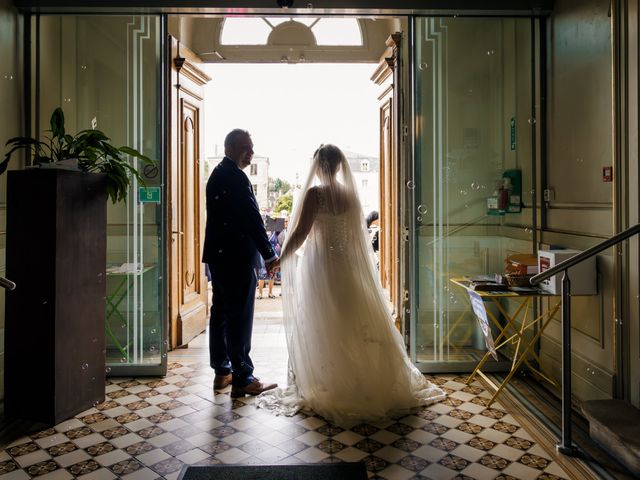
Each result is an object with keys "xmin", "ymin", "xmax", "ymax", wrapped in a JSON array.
[{"xmin": 202, "ymin": 157, "xmax": 276, "ymax": 269}]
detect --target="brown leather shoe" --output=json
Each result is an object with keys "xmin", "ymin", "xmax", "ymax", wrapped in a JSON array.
[
  {"xmin": 231, "ymin": 379, "xmax": 277, "ymax": 398},
  {"xmin": 213, "ymin": 373, "xmax": 232, "ymax": 390}
]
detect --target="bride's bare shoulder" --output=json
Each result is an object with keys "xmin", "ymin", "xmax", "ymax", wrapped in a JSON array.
[{"xmin": 302, "ymin": 186, "xmax": 321, "ymax": 208}]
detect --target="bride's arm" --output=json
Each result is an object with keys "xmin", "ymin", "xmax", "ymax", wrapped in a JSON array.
[{"xmin": 280, "ymin": 188, "xmax": 318, "ymax": 260}]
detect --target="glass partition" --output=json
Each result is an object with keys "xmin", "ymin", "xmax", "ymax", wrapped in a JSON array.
[
  {"xmin": 412, "ymin": 17, "xmax": 535, "ymax": 371},
  {"xmin": 36, "ymin": 15, "xmax": 166, "ymax": 374}
]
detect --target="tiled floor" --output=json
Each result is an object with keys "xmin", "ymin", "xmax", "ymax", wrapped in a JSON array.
[{"xmin": 0, "ymin": 294, "xmax": 579, "ymax": 479}]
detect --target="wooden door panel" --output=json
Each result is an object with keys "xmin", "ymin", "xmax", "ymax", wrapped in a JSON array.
[
  {"xmin": 180, "ymin": 102, "xmax": 200, "ymax": 302},
  {"xmin": 169, "ymin": 38, "xmax": 211, "ymax": 348}
]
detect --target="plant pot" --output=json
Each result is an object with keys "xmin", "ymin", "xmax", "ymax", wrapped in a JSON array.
[
  {"xmin": 26, "ymin": 158, "xmax": 80, "ymax": 171},
  {"xmin": 5, "ymin": 169, "xmax": 107, "ymax": 425},
  {"xmin": 47, "ymin": 158, "xmax": 80, "ymax": 170}
]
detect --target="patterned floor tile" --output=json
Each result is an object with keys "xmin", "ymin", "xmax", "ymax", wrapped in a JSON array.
[
  {"xmin": 439, "ymin": 453, "xmax": 470, "ymax": 471},
  {"xmin": 467, "ymin": 436, "xmax": 496, "ymax": 451},
  {"xmin": 479, "ymin": 453, "xmax": 512, "ymax": 470},
  {"xmin": 0, "ymin": 321, "xmax": 582, "ymax": 480},
  {"xmin": 108, "ymin": 459, "xmax": 143, "ymax": 476},
  {"xmin": 391, "ymin": 438, "xmax": 420, "ymax": 452},
  {"xmin": 25, "ymin": 460, "xmax": 59, "ymax": 477},
  {"xmin": 354, "ymin": 438, "xmax": 384, "ymax": 453},
  {"xmin": 68, "ymin": 459, "xmax": 101, "ymax": 476}
]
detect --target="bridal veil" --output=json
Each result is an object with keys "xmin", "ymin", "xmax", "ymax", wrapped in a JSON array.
[{"xmin": 257, "ymin": 145, "xmax": 444, "ymax": 426}]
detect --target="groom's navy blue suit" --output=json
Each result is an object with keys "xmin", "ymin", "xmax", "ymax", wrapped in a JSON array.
[{"xmin": 202, "ymin": 157, "xmax": 276, "ymax": 387}]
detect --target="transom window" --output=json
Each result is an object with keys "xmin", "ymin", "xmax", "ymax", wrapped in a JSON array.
[{"xmin": 220, "ymin": 17, "xmax": 363, "ymax": 46}]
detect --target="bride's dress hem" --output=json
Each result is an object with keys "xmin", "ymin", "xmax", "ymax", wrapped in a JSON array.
[{"xmin": 256, "ymin": 383, "xmax": 446, "ymax": 428}]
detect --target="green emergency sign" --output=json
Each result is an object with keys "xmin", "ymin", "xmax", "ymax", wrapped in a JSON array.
[{"xmin": 138, "ymin": 186, "xmax": 161, "ymax": 203}]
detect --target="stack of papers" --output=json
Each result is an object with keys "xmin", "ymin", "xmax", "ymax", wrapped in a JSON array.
[{"xmin": 470, "ymin": 282, "xmax": 509, "ymax": 291}]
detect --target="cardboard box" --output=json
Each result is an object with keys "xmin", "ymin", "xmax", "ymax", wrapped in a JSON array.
[
  {"xmin": 537, "ymin": 249, "xmax": 597, "ymax": 295},
  {"xmin": 506, "ymin": 253, "xmax": 538, "ymax": 275}
]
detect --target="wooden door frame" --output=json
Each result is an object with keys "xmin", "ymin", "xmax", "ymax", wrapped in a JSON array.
[
  {"xmin": 168, "ymin": 38, "xmax": 211, "ymax": 349},
  {"xmin": 372, "ymin": 33, "xmax": 403, "ymax": 330}
]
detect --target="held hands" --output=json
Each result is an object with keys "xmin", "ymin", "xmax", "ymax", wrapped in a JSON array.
[{"xmin": 266, "ymin": 258, "xmax": 280, "ymax": 277}]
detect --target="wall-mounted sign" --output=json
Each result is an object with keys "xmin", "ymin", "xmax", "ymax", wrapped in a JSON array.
[
  {"xmin": 603, "ymin": 166, "xmax": 613, "ymax": 182},
  {"xmin": 138, "ymin": 186, "xmax": 161, "ymax": 203}
]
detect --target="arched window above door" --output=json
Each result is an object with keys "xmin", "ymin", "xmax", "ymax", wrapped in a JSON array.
[{"xmin": 220, "ymin": 17, "xmax": 362, "ymax": 46}]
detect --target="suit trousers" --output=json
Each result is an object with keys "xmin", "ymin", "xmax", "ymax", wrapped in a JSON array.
[{"xmin": 208, "ymin": 262, "xmax": 257, "ymax": 387}]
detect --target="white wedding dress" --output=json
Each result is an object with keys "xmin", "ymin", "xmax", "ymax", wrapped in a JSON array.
[{"xmin": 257, "ymin": 147, "xmax": 444, "ymax": 426}]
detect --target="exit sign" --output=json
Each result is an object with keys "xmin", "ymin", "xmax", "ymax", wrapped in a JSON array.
[{"xmin": 138, "ymin": 186, "xmax": 161, "ymax": 203}]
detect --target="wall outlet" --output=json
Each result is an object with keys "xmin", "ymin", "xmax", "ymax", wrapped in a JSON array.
[{"xmin": 543, "ymin": 188, "xmax": 555, "ymax": 202}]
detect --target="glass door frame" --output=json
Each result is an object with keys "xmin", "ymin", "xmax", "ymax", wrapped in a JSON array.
[
  {"xmin": 27, "ymin": 13, "xmax": 169, "ymax": 377},
  {"xmin": 407, "ymin": 14, "xmax": 542, "ymax": 373}
]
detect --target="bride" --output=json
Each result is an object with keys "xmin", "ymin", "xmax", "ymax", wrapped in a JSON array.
[{"xmin": 257, "ymin": 144, "xmax": 445, "ymax": 426}]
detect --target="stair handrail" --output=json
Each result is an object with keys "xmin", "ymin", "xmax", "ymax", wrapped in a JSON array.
[
  {"xmin": 530, "ymin": 223, "xmax": 640, "ymax": 285},
  {"xmin": 0, "ymin": 276, "xmax": 16, "ymax": 291},
  {"xmin": 529, "ymin": 222, "xmax": 640, "ymax": 456}
]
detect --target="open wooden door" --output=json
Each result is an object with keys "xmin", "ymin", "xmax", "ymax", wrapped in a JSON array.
[
  {"xmin": 372, "ymin": 34, "xmax": 402, "ymax": 329},
  {"xmin": 169, "ymin": 38, "xmax": 211, "ymax": 349}
]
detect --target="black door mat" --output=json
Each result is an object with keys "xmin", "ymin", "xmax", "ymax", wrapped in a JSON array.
[{"xmin": 178, "ymin": 462, "xmax": 368, "ymax": 480}]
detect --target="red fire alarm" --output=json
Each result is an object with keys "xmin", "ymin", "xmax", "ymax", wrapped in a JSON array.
[{"xmin": 603, "ymin": 166, "xmax": 613, "ymax": 182}]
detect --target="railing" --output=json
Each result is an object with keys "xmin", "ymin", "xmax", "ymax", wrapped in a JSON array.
[
  {"xmin": 0, "ymin": 276, "xmax": 16, "ymax": 290},
  {"xmin": 529, "ymin": 223, "xmax": 640, "ymax": 455}
]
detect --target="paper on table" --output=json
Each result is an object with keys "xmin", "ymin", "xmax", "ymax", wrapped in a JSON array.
[{"xmin": 468, "ymin": 291, "xmax": 498, "ymax": 361}]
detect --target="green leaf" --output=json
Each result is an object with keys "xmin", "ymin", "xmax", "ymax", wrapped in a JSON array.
[
  {"xmin": 0, "ymin": 154, "xmax": 11, "ymax": 174},
  {"xmin": 5, "ymin": 136, "xmax": 39, "ymax": 147},
  {"xmin": 50, "ymin": 107, "xmax": 65, "ymax": 140},
  {"xmin": 119, "ymin": 146, "xmax": 155, "ymax": 165}
]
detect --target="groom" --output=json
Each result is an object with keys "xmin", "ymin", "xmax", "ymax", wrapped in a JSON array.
[{"xmin": 202, "ymin": 129, "xmax": 278, "ymax": 397}]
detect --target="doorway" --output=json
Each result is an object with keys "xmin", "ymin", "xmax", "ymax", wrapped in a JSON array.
[{"xmin": 167, "ymin": 15, "xmax": 407, "ymax": 352}]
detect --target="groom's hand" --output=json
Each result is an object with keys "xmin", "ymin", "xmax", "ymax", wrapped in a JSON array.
[{"xmin": 266, "ymin": 258, "xmax": 280, "ymax": 276}]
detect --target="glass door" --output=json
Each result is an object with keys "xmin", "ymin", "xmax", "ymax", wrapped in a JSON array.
[
  {"xmin": 411, "ymin": 16, "xmax": 537, "ymax": 372},
  {"xmin": 35, "ymin": 15, "xmax": 166, "ymax": 375}
]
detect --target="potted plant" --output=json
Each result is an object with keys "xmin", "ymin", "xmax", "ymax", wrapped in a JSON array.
[
  {"xmin": 3, "ymin": 107, "xmax": 155, "ymax": 425},
  {"xmin": 1, "ymin": 107, "xmax": 153, "ymax": 203}
]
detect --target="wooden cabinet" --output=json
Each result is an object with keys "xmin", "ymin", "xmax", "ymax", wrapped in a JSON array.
[{"xmin": 5, "ymin": 170, "xmax": 107, "ymax": 424}]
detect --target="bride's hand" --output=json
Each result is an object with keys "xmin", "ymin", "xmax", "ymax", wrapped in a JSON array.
[{"xmin": 266, "ymin": 258, "xmax": 280, "ymax": 276}]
